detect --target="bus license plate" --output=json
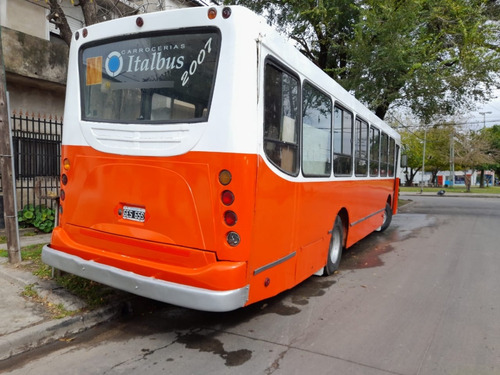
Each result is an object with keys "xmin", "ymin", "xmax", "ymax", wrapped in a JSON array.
[{"xmin": 122, "ymin": 206, "xmax": 146, "ymax": 223}]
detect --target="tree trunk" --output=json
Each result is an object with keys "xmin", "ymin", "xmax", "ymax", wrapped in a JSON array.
[
  {"xmin": 47, "ymin": 0, "xmax": 73, "ymax": 47},
  {"xmin": 0, "ymin": 29, "xmax": 21, "ymax": 263},
  {"xmin": 80, "ymin": 0, "xmax": 99, "ymax": 26},
  {"xmin": 465, "ymin": 173, "xmax": 472, "ymax": 192}
]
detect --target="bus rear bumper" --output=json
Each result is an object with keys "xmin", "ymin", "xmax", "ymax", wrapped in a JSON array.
[{"xmin": 42, "ymin": 245, "xmax": 250, "ymax": 312}]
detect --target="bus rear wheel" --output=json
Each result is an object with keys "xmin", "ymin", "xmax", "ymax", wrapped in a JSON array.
[
  {"xmin": 377, "ymin": 203, "xmax": 393, "ymax": 232},
  {"xmin": 324, "ymin": 216, "xmax": 343, "ymax": 276}
]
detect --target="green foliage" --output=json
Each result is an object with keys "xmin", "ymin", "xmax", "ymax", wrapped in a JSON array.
[
  {"xmin": 225, "ymin": 0, "xmax": 500, "ymax": 121},
  {"xmin": 11, "ymin": 244, "xmax": 121, "ymax": 313},
  {"xmin": 18, "ymin": 204, "xmax": 55, "ymax": 233}
]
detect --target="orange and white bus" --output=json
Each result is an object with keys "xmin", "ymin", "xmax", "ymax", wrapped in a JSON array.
[{"xmin": 42, "ymin": 6, "xmax": 400, "ymax": 312}]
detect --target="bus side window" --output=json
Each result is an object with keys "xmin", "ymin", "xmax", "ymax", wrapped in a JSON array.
[
  {"xmin": 388, "ymin": 137, "xmax": 396, "ymax": 177},
  {"xmin": 263, "ymin": 62, "xmax": 299, "ymax": 175},
  {"xmin": 370, "ymin": 126, "xmax": 380, "ymax": 177},
  {"xmin": 333, "ymin": 106, "xmax": 353, "ymax": 176},
  {"xmin": 380, "ymin": 132, "xmax": 389, "ymax": 177},
  {"xmin": 302, "ymin": 83, "xmax": 332, "ymax": 177},
  {"xmin": 355, "ymin": 118, "xmax": 369, "ymax": 177}
]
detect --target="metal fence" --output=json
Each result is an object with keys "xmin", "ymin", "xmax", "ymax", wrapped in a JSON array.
[{"xmin": 0, "ymin": 111, "xmax": 62, "ymax": 219}]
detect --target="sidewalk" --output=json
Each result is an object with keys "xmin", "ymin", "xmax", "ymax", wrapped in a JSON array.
[
  {"xmin": 400, "ymin": 191, "xmax": 500, "ymax": 198},
  {"xmin": 0, "ymin": 233, "xmax": 119, "ymax": 361}
]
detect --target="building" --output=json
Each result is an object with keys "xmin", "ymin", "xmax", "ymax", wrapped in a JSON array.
[{"xmin": 400, "ymin": 169, "xmax": 496, "ymax": 188}]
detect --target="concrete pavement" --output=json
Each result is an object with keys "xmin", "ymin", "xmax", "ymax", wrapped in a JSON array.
[{"xmin": 0, "ymin": 233, "xmax": 119, "ymax": 361}]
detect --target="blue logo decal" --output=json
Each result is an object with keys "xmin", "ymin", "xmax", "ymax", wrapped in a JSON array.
[{"xmin": 105, "ymin": 51, "xmax": 123, "ymax": 77}]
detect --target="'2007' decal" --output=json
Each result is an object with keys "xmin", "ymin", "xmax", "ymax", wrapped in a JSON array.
[{"xmin": 181, "ymin": 38, "xmax": 213, "ymax": 86}]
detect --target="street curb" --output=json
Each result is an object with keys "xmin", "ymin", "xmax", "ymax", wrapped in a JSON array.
[
  {"xmin": 0, "ymin": 304, "xmax": 119, "ymax": 361},
  {"xmin": 399, "ymin": 192, "xmax": 500, "ymax": 198}
]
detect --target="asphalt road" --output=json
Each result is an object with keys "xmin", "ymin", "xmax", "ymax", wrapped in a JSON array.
[{"xmin": 2, "ymin": 195, "xmax": 499, "ymax": 375}]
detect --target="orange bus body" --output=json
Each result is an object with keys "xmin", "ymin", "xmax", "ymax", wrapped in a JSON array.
[{"xmin": 49, "ymin": 144, "xmax": 397, "ymax": 308}]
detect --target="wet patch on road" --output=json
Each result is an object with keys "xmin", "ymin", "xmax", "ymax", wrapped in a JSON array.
[
  {"xmin": 340, "ymin": 214, "xmax": 438, "ymax": 270},
  {"xmin": 340, "ymin": 243, "xmax": 395, "ymax": 269},
  {"xmin": 176, "ymin": 332, "xmax": 252, "ymax": 367}
]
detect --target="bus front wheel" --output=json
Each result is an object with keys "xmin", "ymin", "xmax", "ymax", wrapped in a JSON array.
[{"xmin": 324, "ymin": 216, "xmax": 343, "ymax": 276}]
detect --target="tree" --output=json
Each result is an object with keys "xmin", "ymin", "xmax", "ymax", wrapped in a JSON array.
[
  {"xmin": 425, "ymin": 125, "xmax": 454, "ymax": 185},
  {"xmin": 454, "ymin": 128, "xmax": 497, "ymax": 191},
  {"xmin": 400, "ymin": 124, "xmax": 453, "ymax": 186},
  {"xmin": 47, "ymin": 0, "xmax": 142, "ymax": 47},
  {"xmin": 400, "ymin": 129, "xmax": 423, "ymax": 186},
  {"xmin": 478, "ymin": 125, "xmax": 500, "ymax": 186},
  {"xmin": 225, "ymin": 0, "xmax": 500, "ymax": 121}
]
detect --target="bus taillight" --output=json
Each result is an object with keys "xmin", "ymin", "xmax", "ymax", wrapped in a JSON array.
[
  {"xmin": 208, "ymin": 8, "xmax": 217, "ymax": 20},
  {"xmin": 222, "ymin": 7, "xmax": 232, "ymax": 19},
  {"xmin": 221, "ymin": 190, "xmax": 234, "ymax": 206},
  {"xmin": 219, "ymin": 169, "xmax": 232, "ymax": 185},
  {"xmin": 226, "ymin": 231, "xmax": 240, "ymax": 247},
  {"xmin": 224, "ymin": 211, "xmax": 237, "ymax": 226}
]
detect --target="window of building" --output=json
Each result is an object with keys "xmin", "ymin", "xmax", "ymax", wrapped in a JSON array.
[
  {"xmin": 13, "ymin": 132, "xmax": 61, "ymax": 178},
  {"xmin": 302, "ymin": 83, "xmax": 332, "ymax": 177},
  {"xmin": 264, "ymin": 61, "xmax": 300, "ymax": 175}
]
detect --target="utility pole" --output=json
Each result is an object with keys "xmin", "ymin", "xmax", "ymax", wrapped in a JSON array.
[
  {"xmin": 420, "ymin": 126, "xmax": 427, "ymax": 194},
  {"xmin": 0, "ymin": 27, "xmax": 21, "ymax": 264},
  {"xmin": 479, "ymin": 111, "xmax": 491, "ymax": 128},
  {"xmin": 449, "ymin": 129, "xmax": 454, "ymax": 187}
]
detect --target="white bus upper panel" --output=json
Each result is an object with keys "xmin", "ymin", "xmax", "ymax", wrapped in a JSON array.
[
  {"xmin": 64, "ymin": 6, "xmax": 264, "ymax": 157},
  {"xmin": 63, "ymin": 5, "xmax": 398, "ymax": 160}
]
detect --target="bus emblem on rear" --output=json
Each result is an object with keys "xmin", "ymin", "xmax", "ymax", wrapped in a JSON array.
[{"xmin": 105, "ymin": 51, "xmax": 123, "ymax": 77}]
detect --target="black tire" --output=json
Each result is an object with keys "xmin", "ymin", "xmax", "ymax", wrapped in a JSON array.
[
  {"xmin": 378, "ymin": 203, "xmax": 392, "ymax": 232},
  {"xmin": 324, "ymin": 216, "xmax": 343, "ymax": 276}
]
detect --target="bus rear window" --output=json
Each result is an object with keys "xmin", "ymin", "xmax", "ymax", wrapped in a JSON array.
[{"xmin": 80, "ymin": 29, "xmax": 220, "ymax": 123}]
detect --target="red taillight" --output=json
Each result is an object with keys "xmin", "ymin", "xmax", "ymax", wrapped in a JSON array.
[
  {"xmin": 82, "ymin": 28, "xmax": 88, "ymax": 38},
  {"xmin": 221, "ymin": 190, "xmax": 234, "ymax": 206},
  {"xmin": 222, "ymin": 7, "xmax": 232, "ymax": 19},
  {"xmin": 136, "ymin": 17, "xmax": 144, "ymax": 27},
  {"xmin": 60, "ymin": 189, "xmax": 66, "ymax": 201},
  {"xmin": 61, "ymin": 174, "xmax": 68, "ymax": 185},
  {"xmin": 224, "ymin": 211, "xmax": 237, "ymax": 226}
]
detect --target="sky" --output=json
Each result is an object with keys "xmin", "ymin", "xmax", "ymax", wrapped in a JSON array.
[{"xmin": 468, "ymin": 95, "xmax": 500, "ymax": 129}]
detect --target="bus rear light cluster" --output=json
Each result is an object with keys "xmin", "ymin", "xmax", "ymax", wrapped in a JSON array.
[
  {"xmin": 219, "ymin": 169, "xmax": 239, "ymax": 246},
  {"xmin": 208, "ymin": 7, "xmax": 232, "ymax": 20},
  {"xmin": 60, "ymin": 158, "xmax": 70, "ymax": 207}
]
